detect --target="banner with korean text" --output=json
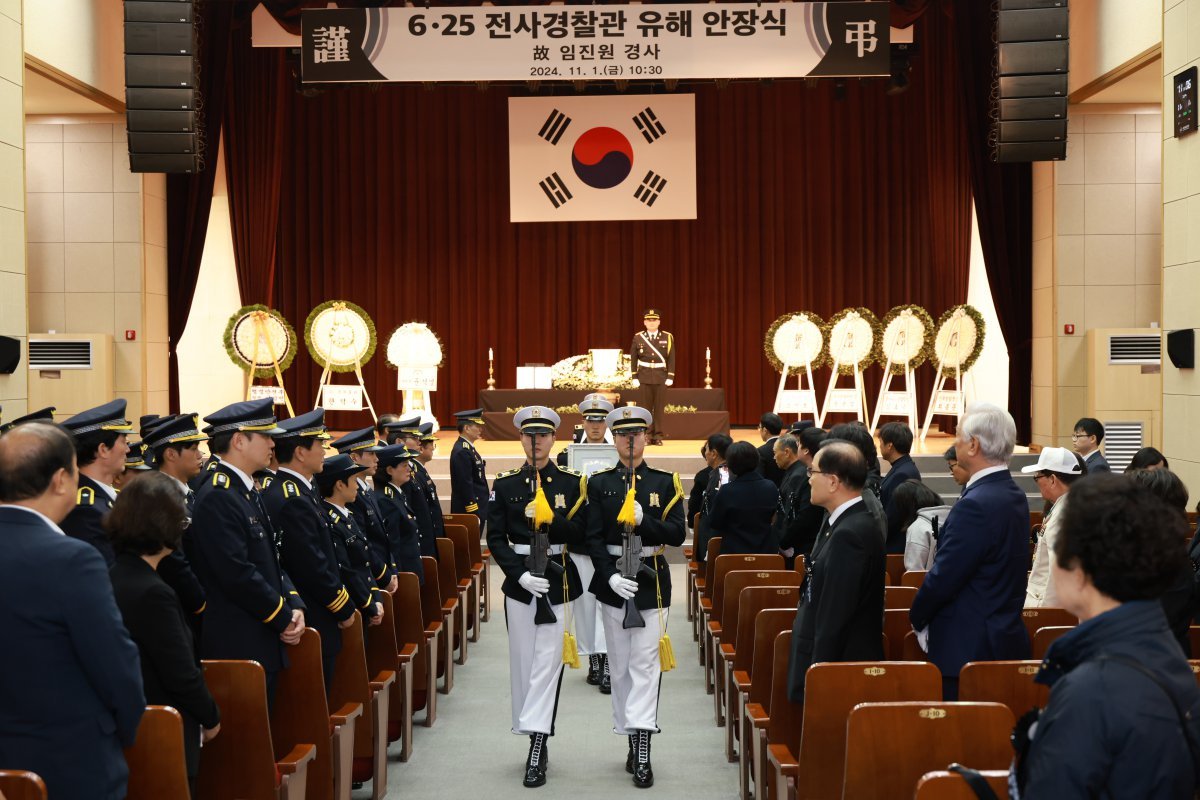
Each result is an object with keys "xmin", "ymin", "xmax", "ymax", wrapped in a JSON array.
[
  {"xmin": 300, "ymin": 2, "xmax": 890, "ymax": 84},
  {"xmin": 509, "ymin": 94, "xmax": 696, "ymax": 223}
]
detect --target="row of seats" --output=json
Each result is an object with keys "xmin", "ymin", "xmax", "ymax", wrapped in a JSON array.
[{"xmin": 0, "ymin": 517, "xmax": 492, "ymax": 800}]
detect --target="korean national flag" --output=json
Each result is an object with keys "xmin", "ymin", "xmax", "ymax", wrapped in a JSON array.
[{"xmin": 508, "ymin": 93, "xmax": 697, "ymax": 223}]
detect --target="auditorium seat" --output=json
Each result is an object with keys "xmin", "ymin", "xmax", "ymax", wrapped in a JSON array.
[
  {"xmin": 366, "ymin": 589, "xmax": 416, "ymax": 762},
  {"xmin": 0, "ymin": 771, "xmax": 46, "ymax": 800},
  {"xmin": 884, "ymin": 585, "xmax": 917, "ymax": 610},
  {"xmin": 841, "ymin": 701, "xmax": 1014, "ymax": 800},
  {"xmin": 703, "ymin": 554, "xmax": 785, "ymax": 693},
  {"xmin": 444, "ymin": 523, "xmax": 482, "ymax": 642},
  {"xmin": 694, "ymin": 537, "xmax": 723, "ymax": 646},
  {"xmin": 123, "ymin": 706, "xmax": 189, "ymax": 800},
  {"xmin": 394, "ymin": 572, "xmax": 438, "ymax": 731},
  {"xmin": 1020, "ymin": 608, "xmax": 1077, "ymax": 646},
  {"xmin": 713, "ymin": 570, "xmax": 800, "ymax": 730},
  {"xmin": 886, "ymin": 553, "xmax": 905, "ymax": 586},
  {"xmin": 902, "ymin": 630, "xmax": 929, "ymax": 661},
  {"xmin": 901, "ymin": 570, "xmax": 927, "ymax": 589},
  {"xmin": 198, "ymin": 659, "xmax": 316, "ymax": 800},
  {"xmin": 730, "ymin": 598, "xmax": 799, "ymax": 787},
  {"xmin": 883, "ymin": 609, "xmax": 913, "ymax": 661},
  {"xmin": 741, "ymin": 622, "xmax": 798, "ymax": 800},
  {"xmin": 1190, "ymin": 660, "xmax": 1200, "ymax": 686},
  {"xmin": 444, "ymin": 513, "xmax": 489, "ymax": 623},
  {"xmin": 435, "ymin": 538, "xmax": 468, "ymax": 665},
  {"xmin": 686, "ymin": 512, "xmax": 702, "ymax": 623},
  {"xmin": 775, "ymin": 661, "xmax": 942, "ymax": 800},
  {"xmin": 958, "ymin": 661, "xmax": 1049, "ymax": 720},
  {"xmin": 420, "ymin": 555, "xmax": 454, "ymax": 694},
  {"xmin": 915, "ymin": 769, "xmax": 1010, "ymax": 799},
  {"xmin": 1029, "ymin": 511, "xmax": 1043, "ymax": 527},
  {"xmin": 1031, "ymin": 626, "xmax": 1074, "ymax": 659},
  {"xmin": 331, "ymin": 612, "xmax": 395, "ymax": 800},
  {"xmin": 1190, "ymin": 626, "xmax": 1200, "ymax": 658}
]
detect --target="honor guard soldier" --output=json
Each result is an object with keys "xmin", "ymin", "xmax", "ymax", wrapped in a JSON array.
[
  {"xmin": 0, "ymin": 406, "xmax": 55, "ymax": 436},
  {"xmin": 487, "ymin": 406, "xmax": 587, "ymax": 788},
  {"xmin": 316, "ymin": 454, "xmax": 385, "ymax": 627},
  {"xmin": 450, "ymin": 408, "xmax": 489, "ymax": 531},
  {"xmin": 372, "ymin": 444, "xmax": 426, "ymax": 582},
  {"xmin": 60, "ymin": 399, "xmax": 134, "ymax": 566},
  {"xmin": 394, "ymin": 416, "xmax": 440, "ymax": 558},
  {"xmin": 629, "ymin": 309, "xmax": 676, "ymax": 446},
  {"xmin": 332, "ymin": 427, "xmax": 399, "ymax": 593},
  {"xmin": 189, "ymin": 399, "xmax": 306, "ymax": 703},
  {"xmin": 556, "ymin": 393, "xmax": 615, "ymax": 468},
  {"xmin": 586, "ymin": 406, "xmax": 686, "ymax": 788},
  {"xmin": 263, "ymin": 409, "xmax": 357, "ymax": 693}
]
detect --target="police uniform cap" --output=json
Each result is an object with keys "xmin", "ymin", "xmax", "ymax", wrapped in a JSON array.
[
  {"xmin": 578, "ymin": 395, "xmax": 614, "ymax": 420},
  {"xmin": 377, "ymin": 443, "xmax": 419, "ymax": 469},
  {"xmin": 788, "ymin": 420, "xmax": 815, "ymax": 435},
  {"xmin": 145, "ymin": 413, "xmax": 209, "ymax": 450},
  {"xmin": 62, "ymin": 399, "xmax": 133, "ymax": 436},
  {"xmin": 606, "ymin": 405, "xmax": 653, "ymax": 432},
  {"xmin": 124, "ymin": 441, "xmax": 153, "ymax": 471},
  {"xmin": 513, "ymin": 405, "xmax": 560, "ymax": 433},
  {"xmin": 418, "ymin": 422, "xmax": 437, "ymax": 443},
  {"xmin": 202, "ymin": 398, "xmax": 286, "ymax": 436},
  {"xmin": 643, "ymin": 308, "xmax": 661, "ymax": 320},
  {"xmin": 453, "ymin": 408, "xmax": 485, "ymax": 426},
  {"xmin": 393, "ymin": 415, "xmax": 422, "ymax": 436},
  {"xmin": 315, "ymin": 453, "xmax": 369, "ymax": 491},
  {"xmin": 273, "ymin": 408, "xmax": 332, "ymax": 440},
  {"xmin": 139, "ymin": 414, "xmax": 163, "ymax": 436},
  {"xmin": 0, "ymin": 406, "xmax": 56, "ymax": 435},
  {"xmin": 331, "ymin": 426, "xmax": 382, "ymax": 454}
]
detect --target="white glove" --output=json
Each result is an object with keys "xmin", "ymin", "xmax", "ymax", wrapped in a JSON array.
[
  {"xmin": 665, "ymin": 379, "xmax": 674, "ymax": 386},
  {"xmin": 524, "ymin": 501, "xmax": 536, "ymax": 520},
  {"xmin": 518, "ymin": 571, "xmax": 551, "ymax": 597},
  {"xmin": 632, "ymin": 378, "xmax": 641, "ymax": 388},
  {"xmin": 634, "ymin": 502, "xmax": 644, "ymax": 526},
  {"xmin": 609, "ymin": 573, "xmax": 639, "ymax": 600}
]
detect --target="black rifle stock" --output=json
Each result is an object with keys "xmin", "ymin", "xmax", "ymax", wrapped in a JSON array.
[
  {"xmin": 616, "ymin": 435, "xmax": 655, "ymax": 629},
  {"xmin": 523, "ymin": 462, "xmax": 562, "ymax": 625}
]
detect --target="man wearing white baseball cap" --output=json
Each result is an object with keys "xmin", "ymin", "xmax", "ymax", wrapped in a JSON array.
[{"xmin": 1021, "ymin": 447, "xmax": 1087, "ymax": 608}]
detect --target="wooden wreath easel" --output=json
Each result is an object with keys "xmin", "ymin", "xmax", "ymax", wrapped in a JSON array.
[
  {"xmin": 920, "ymin": 314, "xmax": 976, "ymax": 444},
  {"xmin": 817, "ymin": 336, "xmax": 870, "ymax": 427},
  {"xmin": 870, "ymin": 318, "xmax": 922, "ymax": 435},
  {"xmin": 242, "ymin": 311, "xmax": 295, "ymax": 418},
  {"xmin": 773, "ymin": 358, "xmax": 820, "ymax": 423},
  {"xmin": 315, "ymin": 360, "xmax": 379, "ymax": 424}
]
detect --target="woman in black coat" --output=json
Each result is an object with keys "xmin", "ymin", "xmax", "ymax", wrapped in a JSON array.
[
  {"xmin": 372, "ymin": 444, "xmax": 426, "ymax": 581},
  {"xmin": 106, "ymin": 472, "xmax": 220, "ymax": 785},
  {"xmin": 709, "ymin": 441, "xmax": 780, "ymax": 555}
]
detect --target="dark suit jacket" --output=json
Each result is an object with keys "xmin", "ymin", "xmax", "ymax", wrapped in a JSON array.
[
  {"xmin": 909, "ymin": 469, "xmax": 1031, "ymax": 677},
  {"xmin": 1084, "ymin": 450, "xmax": 1111, "ymax": 474},
  {"xmin": 787, "ymin": 500, "xmax": 886, "ymax": 702},
  {"xmin": 688, "ymin": 465, "xmax": 713, "ymax": 530},
  {"xmin": 110, "ymin": 552, "xmax": 219, "ymax": 777},
  {"xmin": 710, "ymin": 471, "xmax": 780, "ymax": 555},
  {"xmin": 775, "ymin": 461, "xmax": 824, "ymax": 557},
  {"xmin": 880, "ymin": 454, "xmax": 922, "ymax": 553},
  {"xmin": 0, "ymin": 506, "xmax": 145, "ymax": 800},
  {"xmin": 757, "ymin": 437, "xmax": 785, "ymax": 486}
]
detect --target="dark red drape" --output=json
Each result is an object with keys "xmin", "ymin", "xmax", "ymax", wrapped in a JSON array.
[
  {"xmin": 225, "ymin": 9, "xmax": 972, "ymax": 429},
  {"xmin": 166, "ymin": 0, "xmax": 237, "ymax": 411}
]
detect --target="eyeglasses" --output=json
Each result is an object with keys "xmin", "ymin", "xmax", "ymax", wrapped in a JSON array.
[{"xmin": 1070, "ymin": 433, "xmax": 1090, "ymax": 440}]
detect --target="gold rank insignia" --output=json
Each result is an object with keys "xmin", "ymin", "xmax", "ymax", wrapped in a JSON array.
[
  {"xmin": 649, "ymin": 492, "xmax": 661, "ymax": 508},
  {"xmin": 554, "ymin": 494, "xmax": 566, "ymax": 509}
]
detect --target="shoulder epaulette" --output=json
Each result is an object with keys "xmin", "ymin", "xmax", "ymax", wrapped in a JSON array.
[
  {"xmin": 644, "ymin": 464, "xmax": 676, "ymax": 477},
  {"xmin": 76, "ymin": 486, "xmax": 95, "ymax": 506},
  {"xmin": 383, "ymin": 484, "xmax": 396, "ymax": 497},
  {"xmin": 212, "ymin": 472, "xmax": 232, "ymax": 489},
  {"xmin": 557, "ymin": 464, "xmax": 583, "ymax": 477},
  {"xmin": 282, "ymin": 479, "xmax": 301, "ymax": 498},
  {"xmin": 206, "ymin": 460, "xmax": 218, "ymax": 472},
  {"xmin": 326, "ymin": 507, "xmax": 340, "ymax": 521},
  {"xmin": 495, "ymin": 467, "xmax": 523, "ymax": 479},
  {"xmin": 261, "ymin": 475, "xmax": 275, "ymax": 488},
  {"xmin": 590, "ymin": 465, "xmax": 617, "ymax": 477}
]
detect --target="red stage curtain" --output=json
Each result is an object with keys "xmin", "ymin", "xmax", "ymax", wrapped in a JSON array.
[{"xmin": 228, "ymin": 8, "xmax": 971, "ymax": 428}]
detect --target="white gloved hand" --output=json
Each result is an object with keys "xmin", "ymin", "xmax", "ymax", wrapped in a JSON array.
[
  {"xmin": 518, "ymin": 571, "xmax": 551, "ymax": 597},
  {"xmin": 632, "ymin": 378, "xmax": 641, "ymax": 388},
  {"xmin": 609, "ymin": 573, "xmax": 639, "ymax": 600},
  {"xmin": 665, "ymin": 379, "xmax": 674, "ymax": 386},
  {"xmin": 524, "ymin": 501, "xmax": 536, "ymax": 520},
  {"xmin": 634, "ymin": 502, "xmax": 644, "ymax": 526}
]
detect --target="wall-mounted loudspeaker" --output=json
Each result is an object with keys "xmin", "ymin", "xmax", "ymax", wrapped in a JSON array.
[
  {"xmin": 0, "ymin": 335, "xmax": 20, "ymax": 374},
  {"xmin": 1167, "ymin": 329, "xmax": 1195, "ymax": 369},
  {"xmin": 124, "ymin": 1, "xmax": 200, "ymax": 173},
  {"xmin": 995, "ymin": 0, "xmax": 1069, "ymax": 163}
]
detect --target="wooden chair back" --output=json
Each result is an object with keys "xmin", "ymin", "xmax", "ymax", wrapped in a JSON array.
[
  {"xmin": 0, "ymin": 772, "xmax": 47, "ymax": 800},
  {"xmin": 841, "ymin": 702, "xmax": 1014, "ymax": 800},
  {"xmin": 883, "ymin": 609, "xmax": 912, "ymax": 661},
  {"xmin": 764, "ymin": 631, "xmax": 802, "ymax": 746},
  {"xmin": 199, "ymin": 659, "xmax": 316, "ymax": 800},
  {"xmin": 700, "ymin": 537, "xmax": 723, "ymax": 599},
  {"xmin": 915, "ymin": 770, "xmax": 1010, "ymax": 799},
  {"xmin": 958, "ymin": 661, "xmax": 1049, "ymax": 720},
  {"xmin": 394, "ymin": 573, "xmax": 429, "ymax": 711},
  {"xmin": 444, "ymin": 525, "xmax": 475, "ymax": 585},
  {"xmin": 433, "ymin": 541, "xmax": 460, "ymax": 608},
  {"xmin": 1189, "ymin": 626, "xmax": 1200, "ymax": 657},
  {"xmin": 797, "ymin": 661, "xmax": 942, "ymax": 800},
  {"xmin": 710, "ymin": 555, "xmax": 785, "ymax": 623},
  {"xmin": 734, "ymin": 592, "xmax": 799, "ymax": 679},
  {"xmin": 884, "ymin": 585, "xmax": 917, "ymax": 610},
  {"xmin": 124, "ymin": 706, "xmax": 189, "ymax": 800},
  {"xmin": 1190, "ymin": 660, "xmax": 1200, "ymax": 686},
  {"xmin": 720, "ymin": 572, "xmax": 800, "ymax": 650},
  {"xmin": 1029, "ymin": 511, "xmax": 1043, "ymax": 527},
  {"xmin": 1020, "ymin": 607, "xmax": 1076, "ymax": 645},
  {"xmin": 443, "ymin": 513, "xmax": 480, "ymax": 541},
  {"xmin": 1032, "ymin": 626, "xmax": 1074, "ymax": 659},
  {"xmin": 331, "ymin": 613, "xmax": 377, "ymax": 782},
  {"xmin": 901, "ymin": 630, "xmax": 928, "ymax": 661},
  {"xmin": 270, "ymin": 628, "xmax": 335, "ymax": 800},
  {"xmin": 885, "ymin": 553, "xmax": 905, "ymax": 586},
  {"xmin": 367, "ymin": 589, "xmax": 408, "ymax": 743},
  {"xmin": 418, "ymin": 557, "xmax": 443, "ymax": 630},
  {"xmin": 900, "ymin": 570, "xmax": 926, "ymax": 589}
]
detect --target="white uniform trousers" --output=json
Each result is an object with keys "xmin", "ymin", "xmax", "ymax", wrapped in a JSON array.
[
  {"xmin": 600, "ymin": 603, "xmax": 668, "ymax": 734},
  {"xmin": 569, "ymin": 551, "xmax": 606, "ymax": 655},
  {"xmin": 505, "ymin": 595, "xmax": 568, "ymax": 735}
]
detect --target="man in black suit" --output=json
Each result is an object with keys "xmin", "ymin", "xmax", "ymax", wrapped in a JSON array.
[
  {"xmin": 755, "ymin": 412, "xmax": 786, "ymax": 486},
  {"xmin": 878, "ymin": 421, "xmax": 922, "ymax": 553},
  {"xmin": 1072, "ymin": 417, "xmax": 1111, "ymax": 474},
  {"xmin": 694, "ymin": 433, "xmax": 733, "ymax": 563},
  {"xmin": 0, "ymin": 422, "xmax": 145, "ymax": 800},
  {"xmin": 772, "ymin": 429, "xmax": 827, "ymax": 564},
  {"xmin": 59, "ymin": 399, "xmax": 134, "ymax": 566},
  {"xmin": 787, "ymin": 440, "xmax": 886, "ymax": 703},
  {"xmin": 687, "ymin": 441, "xmax": 714, "ymax": 533}
]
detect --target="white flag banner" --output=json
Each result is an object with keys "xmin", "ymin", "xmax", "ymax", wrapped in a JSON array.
[{"xmin": 508, "ymin": 93, "xmax": 696, "ymax": 222}]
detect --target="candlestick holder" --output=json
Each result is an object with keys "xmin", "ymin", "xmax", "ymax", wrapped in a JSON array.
[
  {"xmin": 487, "ymin": 352, "xmax": 496, "ymax": 390},
  {"xmin": 704, "ymin": 348, "xmax": 713, "ymax": 389}
]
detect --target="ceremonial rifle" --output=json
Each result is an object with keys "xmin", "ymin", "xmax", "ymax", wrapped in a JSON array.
[
  {"xmin": 616, "ymin": 433, "xmax": 656, "ymax": 629},
  {"xmin": 524, "ymin": 431, "xmax": 563, "ymax": 625}
]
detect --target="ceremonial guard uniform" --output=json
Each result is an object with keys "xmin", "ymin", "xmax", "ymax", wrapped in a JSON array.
[
  {"xmin": 374, "ymin": 444, "xmax": 426, "ymax": 581},
  {"xmin": 586, "ymin": 406, "xmax": 686, "ymax": 788},
  {"xmin": 317, "ymin": 455, "xmax": 384, "ymax": 622},
  {"xmin": 394, "ymin": 417, "xmax": 440, "ymax": 559},
  {"xmin": 188, "ymin": 400, "xmax": 304, "ymax": 698},
  {"xmin": 450, "ymin": 408, "xmax": 489, "ymax": 530},
  {"xmin": 263, "ymin": 409, "xmax": 356, "ymax": 691},
  {"xmin": 0, "ymin": 406, "xmax": 55, "ymax": 435},
  {"xmin": 487, "ymin": 406, "xmax": 587, "ymax": 788},
  {"xmin": 60, "ymin": 400, "xmax": 134, "ymax": 567},
  {"xmin": 332, "ymin": 427, "xmax": 398, "ymax": 588},
  {"xmin": 629, "ymin": 309, "xmax": 676, "ymax": 445}
]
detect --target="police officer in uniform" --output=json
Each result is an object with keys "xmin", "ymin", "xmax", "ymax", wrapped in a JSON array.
[
  {"xmin": 586, "ymin": 406, "xmax": 686, "ymax": 788},
  {"xmin": 410, "ymin": 422, "xmax": 447, "ymax": 545},
  {"xmin": 487, "ymin": 406, "xmax": 587, "ymax": 788},
  {"xmin": 316, "ymin": 454, "xmax": 384, "ymax": 627},
  {"xmin": 331, "ymin": 427, "xmax": 399, "ymax": 594},
  {"xmin": 60, "ymin": 399, "xmax": 134, "ymax": 566},
  {"xmin": 450, "ymin": 409, "xmax": 489, "ymax": 531},
  {"xmin": 395, "ymin": 417, "xmax": 440, "ymax": 559},
  {"xmin": 373, "ymin": 444, "xmax": 425, "ymax": 582},
  {"xmin": 189, "ymin": 399, "xmax": 306, "ymax": 703},
  {"xmin": 629, "ymin": 310, "xmax": 676, "ymax": 446},
  {"xmin": 0, "ymin": 406, "xmax": 55, "ymax": 436}
]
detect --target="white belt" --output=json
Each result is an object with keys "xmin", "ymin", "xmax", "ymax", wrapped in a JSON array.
[
  {"xmin": 638, "ymin": 360, "xmax": 666, "ymax": 368},
  {"xmin": 606, "ymin": 544, "xmax": 665, "ymax": 558},
  {"xmin": 512, "ymin": 543, "xmax": 565, "ymax": 555}
]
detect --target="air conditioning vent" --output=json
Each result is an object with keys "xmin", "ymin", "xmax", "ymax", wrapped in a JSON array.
[
  {"xmin": 1108, "ymin": 334, "xmax": 1161, "ymax": 365},
  {"xmin": 1101, "ymin": 421, "xmax": 1143, "ymax": 474},
  {"xmin": 28, "ymin": 339, "xmax": 94, "ymax": 370}
]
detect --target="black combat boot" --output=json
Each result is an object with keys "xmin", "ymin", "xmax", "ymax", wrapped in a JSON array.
[
  {"xmin": 587, "ymin": 653, "xmax": 602, "ymax": 685},
  {"xmin": 524, "ymin": 733, "xmax": 548, "ymax": 788},
  {"xmin": 632, "ymin": 730, "xmax": 654, "ymax": 788},
  {"xmin": 626, "ymin": 734, "xmax": 636, "ymax": 774},
  {"xmin": 599, "ymin": 653, "xmax": 611, "ymax": 694}
]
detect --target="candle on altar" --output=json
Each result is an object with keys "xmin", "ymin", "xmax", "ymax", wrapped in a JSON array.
[
  {"xmin": 706, "ymin": 347, "xmax": 711, "ymax": 359},
  {"xmin": 488, "ymin": 347, "xmax": 494, "ymax": 360}
]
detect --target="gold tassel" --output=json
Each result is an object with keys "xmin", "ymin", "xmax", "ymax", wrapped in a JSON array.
[
  {"xmin": 658, "ymin": 633, "xmax": 676, "ymax": 672},
  {"xmin": 563, "ymin": 631, "xmax": 581, "ymax": 669},
  {"xmin": 533, "ymin": 486, "xmax": 555, "ymax": 528},
  {"xmin": 616, "ymin": 487, "xmax": 638, "ymax": 527}
]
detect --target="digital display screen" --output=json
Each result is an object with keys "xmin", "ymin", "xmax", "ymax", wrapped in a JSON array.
[{"xmin": 1175, "ymin": 66, "xmax": 1197, "ymax": 138}]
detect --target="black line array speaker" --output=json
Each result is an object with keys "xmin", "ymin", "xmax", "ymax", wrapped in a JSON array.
[
  {"xmin": 996, "ymin": 0, "xmax": 1068, "ymax": 163},
  {"xmin": 124, "ymin": 1, "xmax": 200, "ymax": 173}
]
